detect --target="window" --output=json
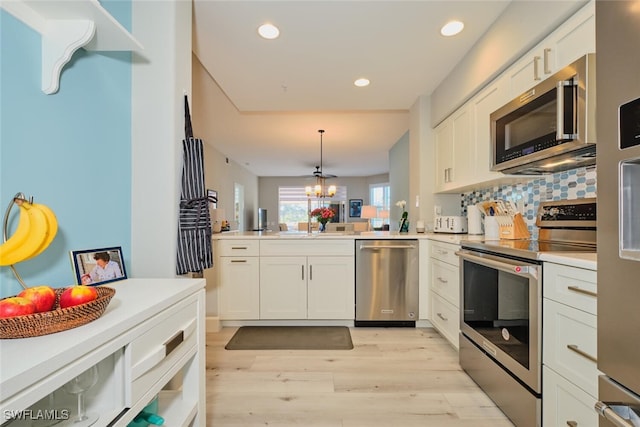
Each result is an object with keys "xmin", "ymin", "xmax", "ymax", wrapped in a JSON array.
[
  {"xmin": 278, "ymin": 186, "xmax": 347, "ymax": 230},
  {"xmin": 369, "ymin": 183, "xmax": 390, "ymax": 229}
]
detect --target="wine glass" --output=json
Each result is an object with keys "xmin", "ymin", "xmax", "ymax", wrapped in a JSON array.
[{"xmin": 62, "ymin": 365, "xmax": 99, "ymax": 426}]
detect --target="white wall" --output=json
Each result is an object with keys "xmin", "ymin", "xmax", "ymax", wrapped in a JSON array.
[
  {"xmin": 389, "ymin": 132, "xmax": 410, "ymax": 230},
  {"xmin": 131, "ymin": 0, "xmax": 192, "ymax": 278}
]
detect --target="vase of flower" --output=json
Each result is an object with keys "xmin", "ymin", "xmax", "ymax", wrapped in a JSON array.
[
  {"xmin": 396, "ymin": 200, "xmax": 409, "ymax": 232},
  {"xmin": 310, "ymin": 207, "xmax": 336, "ymax": 232}
]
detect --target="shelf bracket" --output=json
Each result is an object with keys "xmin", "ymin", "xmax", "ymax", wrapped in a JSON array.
[{"xmin": 42, "ymin": 19, "xmax": 96, "ymax": 94}]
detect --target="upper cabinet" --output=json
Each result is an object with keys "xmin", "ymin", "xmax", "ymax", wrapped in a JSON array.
[
  {"xmin": 433, "ymin": 0, "xmax": 594, "ymax": 194},
  {"xmin": 1, "ymin": 0, "xmax": 143, "ymax": 94},
  {"xmin": 507, "ymin": 1, "xmax": 595, "ymax": 98}
]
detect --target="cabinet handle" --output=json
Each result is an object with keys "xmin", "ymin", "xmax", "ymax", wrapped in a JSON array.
[
  {"xmin": 437, "ymin": 313, "xmax": 448, "ymax": 321},
  {"xmin": 567, "ymin": 285, "xmax": 597, "ymax": 298},
  {"xmin": 230, "ymin": 259, "xmax": 247, "ymax": 263},
  {"xmin": 567, "ymin": 344, "xmax": 597, "ymax": 363},
  {"xmin": 533, "ymin": 55, "xmax": 541, "ymax": 80},
  {"xmin": 231, "ymin": 246, "xmax": 248, "ymax": 250},
  {"xmin": 544, "ymin": 48, "xmax": 552, "ymax": 74},
  {"xmin": 437, "ymin": 277, "xmax": 448, "ymax": 284},
  {"xmin": 302, "ymin": 265, "xmax": 304, "ymax": 280},
  {"xmin": 566, "ymin": 421, "xmax": 578, "ymax": 427},
  {"xmin": 309, "ymin": 265, "xmax": 313, "ymax": 280},
  {"xmin": 437, "ymin": 249, "xmax": 449, "ymax": 255}
]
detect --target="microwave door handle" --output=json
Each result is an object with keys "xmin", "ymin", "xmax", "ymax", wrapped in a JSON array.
[
  {"xmin": 556, "ymin": 81, "xmax": 565, "ymax": 141},
  {"xmin": 556, "ymin": 80, "xmax": 578, "ymax": 140}
]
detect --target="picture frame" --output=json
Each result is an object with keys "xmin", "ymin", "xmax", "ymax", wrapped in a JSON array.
[
  {"xmin": 207, "ymin": 189, "xmax": 218, "ymax": 209},
  {"xmin": 349, "ymin": 199, "xmax": 363, "ymax": 217},
  {"xmin": 70, "ymin": 246, "xmax": 127, "ymax": 286}
]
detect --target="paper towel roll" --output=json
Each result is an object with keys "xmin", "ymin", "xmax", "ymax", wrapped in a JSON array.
[{"xmin": 467, "ymin": 204, "xmax": 483, "ymax": 235}]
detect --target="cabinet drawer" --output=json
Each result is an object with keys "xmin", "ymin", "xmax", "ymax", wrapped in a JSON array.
[
  {"xmin": 544, "ymin": 262, "xmax": 597, "ymax": 315},
  {"xmin": 543, "ymin": 298, "xmax": 599, "ymax": 397},
  {"xmin": 218, "ymin": 239, "xmax": 260, "ymax": 257},
  {"xmin": 128, "ymin": 298, "xmax": 198, "ymax": 403},
  {"xmin": 430, "ymin": 241, "xmax": 460, "ymax": 266},
  {"xmin": 430, "ymin": 291, "xmax": 459, "ymax": 349},
  {"xmin": 430, "ymin": 258, "xmax": 459, "ymax": 307},
  {"xmin": 543, "ymin": 366, "xmax": 598, "ymax": 427}
]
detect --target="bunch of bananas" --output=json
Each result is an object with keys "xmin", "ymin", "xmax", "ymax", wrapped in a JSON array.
[{"xmin": 0, "ymin": 199, "xmax": 58, "ymax": 266}]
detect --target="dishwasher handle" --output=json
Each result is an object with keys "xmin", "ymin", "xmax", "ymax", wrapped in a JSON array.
[{"xmin": 359, "ymin": 244, "xmax": 416, "ymax": 250}]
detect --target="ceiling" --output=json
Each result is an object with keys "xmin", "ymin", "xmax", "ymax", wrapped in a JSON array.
[{"xmin": 192, "ymin": 1, "xmax": 512, "ymax": 178}]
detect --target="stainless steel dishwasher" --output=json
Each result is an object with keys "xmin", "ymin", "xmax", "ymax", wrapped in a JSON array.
[{"xmin": 355, "ymin": 239, "xmax": 419, "ymax": 327}]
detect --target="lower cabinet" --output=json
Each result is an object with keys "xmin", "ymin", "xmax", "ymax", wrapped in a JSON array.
[
  {"xmin": 260, "ymin": 255, "xmax": 355, "ymax": 320},
  {"xmin": 542, "ymin": 262, "xmax": 598, "ymax": 427},
  {"xmin": 218, "ymin": 256, "xmax": 260, "ymax": 319},
  {"xmin": 428, "ymin": 240, "xmax": 461, "ymax": 349},
  {"xmin": 543, "ymin": 366, "xmax": 598, "ymax": 427}
]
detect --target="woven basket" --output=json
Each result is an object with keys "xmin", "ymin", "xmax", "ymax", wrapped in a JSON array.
[{"xmin": 0, "ymin": 286, "xmax": 115, "ymax": 339}]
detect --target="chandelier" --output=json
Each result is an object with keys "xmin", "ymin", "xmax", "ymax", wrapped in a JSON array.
[{"xmin": 305, "ymin": 129, "xmax": 337, "ymax": 198}]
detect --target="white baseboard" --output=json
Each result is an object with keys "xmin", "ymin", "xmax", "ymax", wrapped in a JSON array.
[{"xmin": 206, "ymin": 316, "xmax": 221, "ymax": 332}]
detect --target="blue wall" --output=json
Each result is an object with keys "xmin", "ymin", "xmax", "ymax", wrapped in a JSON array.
[{"xmin": 0, "ymin": 1, "xmax": 132, "ymax": 297}]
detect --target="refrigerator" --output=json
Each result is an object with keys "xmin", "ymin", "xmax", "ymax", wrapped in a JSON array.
[{"xmin": 595, "ymin": 1, "xmax": 640, "ymax": 425}]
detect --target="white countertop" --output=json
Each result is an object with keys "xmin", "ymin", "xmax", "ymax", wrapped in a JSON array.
[
  {"xmin": 539, "ymin": 252, "xmax": 597, "ymax": 270},
  {"xmin": 212, "ymin": 230, "xmax": 480, "ymax": 241}
]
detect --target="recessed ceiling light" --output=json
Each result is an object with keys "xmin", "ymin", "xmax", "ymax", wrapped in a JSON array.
[
  {"xmin": 258, "ymin": 23, "xmax": 280, "ymax": 40},
  {"xmin": 354, "ymin": 78, "xmax": 370, "ymax": 87},
  {"xmin": 441, "ymin": 20, "xmax": 464, "ymax": 37}
]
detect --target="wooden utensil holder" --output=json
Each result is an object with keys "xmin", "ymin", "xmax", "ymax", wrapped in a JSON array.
[{"xmin": 496, "ymin": 213, "xmax": 530, "ymax": 240}]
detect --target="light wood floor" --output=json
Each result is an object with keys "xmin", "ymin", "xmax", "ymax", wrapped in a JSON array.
[{"xmin": 205, "ymin": 327, "xmax": 514, "ymax": 426}]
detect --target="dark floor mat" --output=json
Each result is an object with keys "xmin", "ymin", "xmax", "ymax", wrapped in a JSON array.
[{"xmin": 225, "ymin": 326, "xmax": 354, "ymax": 350}]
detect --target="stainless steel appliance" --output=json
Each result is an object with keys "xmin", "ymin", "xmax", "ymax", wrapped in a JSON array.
[
  {"xmin": 595, "ymin": 2, "xmax": 640, "ymax": 426},
  {"xmin": 255, "ymin": 208, "xmax": 267, "ymax": 231},
  {"xmin": 458, "ymin": 198, "xmax": 597, "ymax": 427},
  {"xmin": 434, "ymin": 215, "xmax": 468, "ymax": 233},
  {"xmin": 355, "ymin": 239, "xmax": 418, "ymax": 327},
  {"xmin": 490, "ymin": 54, "xmax": 596, "ymax": 175}
]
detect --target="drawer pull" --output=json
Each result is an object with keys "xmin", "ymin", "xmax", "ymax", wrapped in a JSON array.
[
  {"xmin": 437, "ymin": 277, "xmax": 448, "ymax": 284},
  {"xmin": 131, "ymin": 318, "xmax": 196, "ymax": 380},
  {"xmin": 567, "ymin": 285, "xmax": 597, "ymax": 298},
  {"xmin": 230, "ymin": 259, "xmax": 247, "ymax": 263},
  {"xmin": 566, "ymin": 421, "xmax": 578, "ymax": 427},
  {"xmin": 567, "ymin": 344, "xmax": 597, "ymax": 363},
  {"xmin": 437, "ymin": 250, "xmax": 449, "ymax": 255},
  {"xmin": 231, "ymin": 246, "xmax": 248, "ymax": 250},
  {"xmin": 437, "ymin": 313, "xmax": 448, "ymax": 321}
]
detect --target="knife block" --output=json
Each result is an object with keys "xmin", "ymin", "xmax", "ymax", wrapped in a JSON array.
[{"xmin": 497, "ymin": 213, "xmax": 530, "ymax": 240}]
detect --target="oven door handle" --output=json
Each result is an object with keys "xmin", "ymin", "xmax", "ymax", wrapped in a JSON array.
[{"xmin": 456, "ymin": 249, "xmax": 538, "ymax": 278}]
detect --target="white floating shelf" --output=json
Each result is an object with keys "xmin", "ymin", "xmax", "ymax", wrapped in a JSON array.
[{"xmin": 1, "ymin": 0, "xmax": 144, "ymax": 94}]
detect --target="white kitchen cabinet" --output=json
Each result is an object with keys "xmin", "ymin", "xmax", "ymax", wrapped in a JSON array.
[
  {"xmin": 431, "ymin": 0, "xmax": 594, "ymax": 194},
  {"xmin": 217, "ymin": 240, "xmax": 260, "ymax": 320},
  {"xmin": 259, "ymin": 240, "xmax": 355, "ymax": 320},
  {"xmin": 0, "ymin": 279, "xmax": 206, "ymax": 427},
  {"xmin": 434, "ymin": 106, "xmax": 472, "ymax": 192},
  {"xmin": 507, "ymin": 0, "xmax": 595, "ymax": 97},
  {"xmin": 543, "ymin": 366, "xmax": 599, "ymax": 427},
  {"xmin": 542, "ymin": 261, "xmax": 599, "ymax": 427},
  {"xmin": 428, "ymin": 240, "xmax": 461, "ymax": 349}
]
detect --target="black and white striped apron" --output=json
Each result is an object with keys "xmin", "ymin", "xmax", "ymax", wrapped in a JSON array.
[{"xmin": 176, "ymin": 96, "xmax": 212, "ymax": 275}]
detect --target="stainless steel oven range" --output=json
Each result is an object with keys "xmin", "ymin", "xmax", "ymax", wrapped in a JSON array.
[{"xmin": 457, "ymin": 198, "xmax": 596, "ymax": 427}]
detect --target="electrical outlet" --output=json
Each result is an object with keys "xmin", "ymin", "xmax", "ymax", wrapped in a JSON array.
[{"xmin": 434, "ymin": 205, "xmax": 442, "ymax": 216}]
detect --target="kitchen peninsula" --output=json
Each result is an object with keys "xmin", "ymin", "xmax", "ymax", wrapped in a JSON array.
[{"xmin": 212, "ymin": 231, "xmax": 480, "ymax": 334}]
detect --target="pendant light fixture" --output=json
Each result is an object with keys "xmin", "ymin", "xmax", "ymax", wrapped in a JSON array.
[{"xmin": 305, "ymin": 130, "xmax": 337, "ymax": 198}]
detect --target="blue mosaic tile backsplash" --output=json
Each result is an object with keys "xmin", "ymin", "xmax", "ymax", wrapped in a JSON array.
[{"xmin": 460, "ymin": 166, "xmax": 597, "ymax": 239}]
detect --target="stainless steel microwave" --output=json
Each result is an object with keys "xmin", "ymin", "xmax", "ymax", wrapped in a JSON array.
[{"xmin": 490, "ymin": 54, "xmax": 596, "ymax": 175}]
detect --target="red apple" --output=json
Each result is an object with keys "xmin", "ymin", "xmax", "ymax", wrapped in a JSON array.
[
  {"xmin": 0, "ymin": 297, "xmax": 37, "ymax": 318},
  {"xmin": 18, "ymin": 286, "xmax": 56, "ymax": 313},
  {"xmin": 59, "ymin": 286, "xmax": 98, "ymax": 309}
]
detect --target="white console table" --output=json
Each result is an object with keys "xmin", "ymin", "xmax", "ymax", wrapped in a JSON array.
[{"xmin": 0, "ymin": 278, "xmax": 206, "ymax": 426}]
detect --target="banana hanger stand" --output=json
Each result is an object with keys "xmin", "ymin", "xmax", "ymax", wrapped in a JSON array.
[{"xmin": 2, "ymin": 193, "xmax": 42, "ymax": 290}]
